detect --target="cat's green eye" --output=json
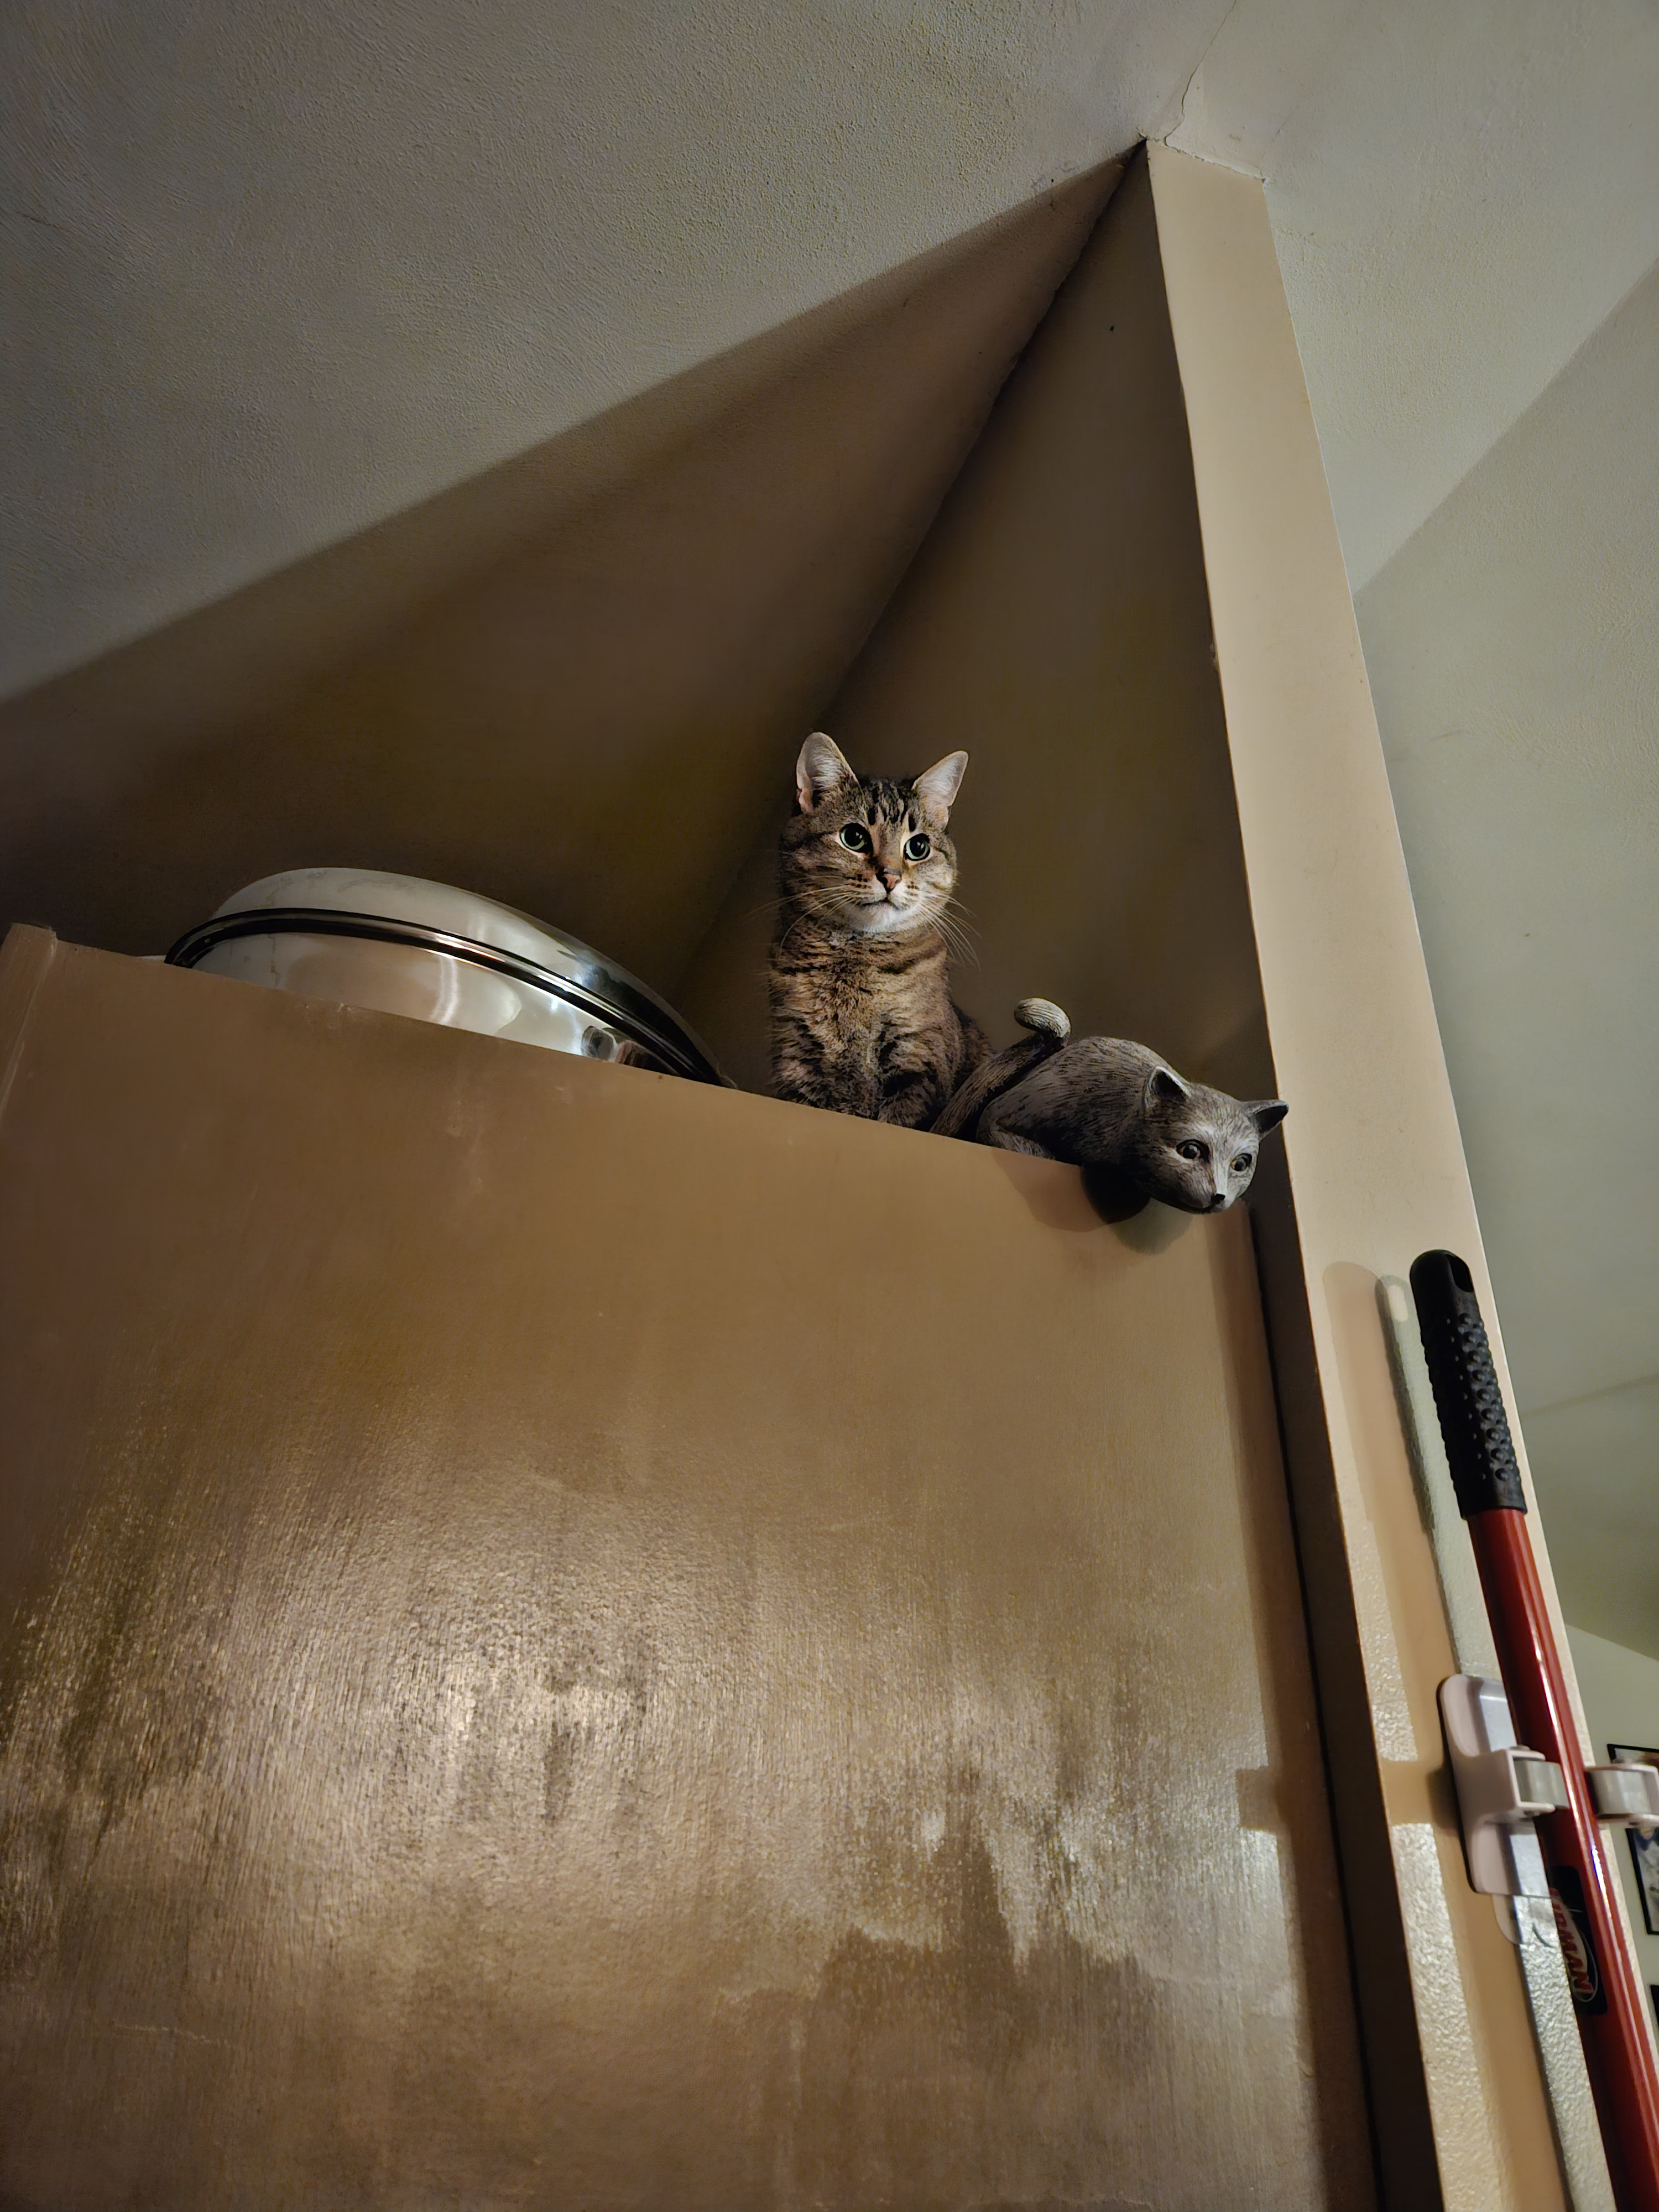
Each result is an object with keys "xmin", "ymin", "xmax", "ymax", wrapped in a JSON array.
[
  {"xmin": 839, "ymin": 825, "xmax": 871, "ymax": 852},
  {"xmin": 1176, "ymin": 1140, "xmax": 1207, "ymax": 1162},
  {"xmin": 904, "ymin": 833, "xmax": 931, "ymax": 861},
  {"xmin": 1232, "ymin": 1155, "xmax": 1253, "ymax": 1175}
]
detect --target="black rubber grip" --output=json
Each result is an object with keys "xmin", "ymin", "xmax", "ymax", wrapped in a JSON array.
[{"xmin": 1409, "ymin": 1249, "xmax": 1527, "ymax": 1517}]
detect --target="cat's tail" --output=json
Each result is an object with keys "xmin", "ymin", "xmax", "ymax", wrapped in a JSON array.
[{"xmin": 931, "ymin": 998, "xmax": 1071, "ymax": 1140}]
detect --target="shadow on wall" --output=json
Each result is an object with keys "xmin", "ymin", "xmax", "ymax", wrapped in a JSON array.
[
  {"xmin": 680, "ymin": 154, "xmax": 1275, "ymax": 1102},
  {"xmin": 0, "ymin": 167, "xmax": 1120, "ymax": 995}
]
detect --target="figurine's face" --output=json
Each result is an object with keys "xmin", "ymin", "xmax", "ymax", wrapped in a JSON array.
[{"xmin": 1133, "ymin": 1070, "xmax": 1288, "ymax": 1213}]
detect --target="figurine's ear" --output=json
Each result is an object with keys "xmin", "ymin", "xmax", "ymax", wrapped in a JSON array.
[
  {"xmin": 796, "ymin": 732, "xmax": 857, "ymax": 812},
  {"xmin": 1146, "ymin": 1065, "xmax": 1191, "ymax": 1108},
  {"xmin": 1248, "ymin": 1098, "xmax": 1290, "ymax": 1134},
  {"xmin": 914, "ymin": 750, "xmax": 968, "ymax": 823}
]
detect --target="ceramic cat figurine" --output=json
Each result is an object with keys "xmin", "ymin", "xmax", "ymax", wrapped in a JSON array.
[
  {"xmin": 933, "ymin": 999, "xmax": 1287, "ymax": 1212},
  {"xmin": 769, "ymin": 733, "xmax": 989, "ymax": 1126}
]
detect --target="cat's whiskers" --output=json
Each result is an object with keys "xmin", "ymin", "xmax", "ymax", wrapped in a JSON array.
[
  {"xmin": 927, "ymin": 901, "xmax": 978, "ymax": 968},
  {"xmin": 940, "ymin": 895, "xmax": 982, "ymax": 950}
]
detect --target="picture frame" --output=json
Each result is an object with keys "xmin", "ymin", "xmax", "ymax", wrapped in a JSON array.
[{"xmin": 1609, "ymin": 1745, "xmax": 1659, "ymax": 1937}]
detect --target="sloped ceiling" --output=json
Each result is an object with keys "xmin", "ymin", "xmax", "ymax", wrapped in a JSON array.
[
  {"xmin": 1185, "ymin": 0, "xmax": 1659, "ymax": 588},
  {"xmin": 8, "ymin": 0, "xmax": 1659, "ymax": 695},
  {"xmin": 5, "ymin": 0, "xmax": 1659, "ymax": 1644},
  {"xmin": 0, "ymin": 179, "xmax": 1114, "ymax": 985},
  {"xmin": 1, "ymin": 0, "xmax": 1213, "ymax": 698}
]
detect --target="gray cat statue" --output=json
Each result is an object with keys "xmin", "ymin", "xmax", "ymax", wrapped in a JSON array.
[{"xmin": 931, "ymin": 999, "xmax": 1287, "ymax": 1214}]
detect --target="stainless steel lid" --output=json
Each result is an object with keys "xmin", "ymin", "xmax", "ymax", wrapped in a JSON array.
[{"xmin": 166, "ymin": 868, "xmax": 727, "ymax": 1086}]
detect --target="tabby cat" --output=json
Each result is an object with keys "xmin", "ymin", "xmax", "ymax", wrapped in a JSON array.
[
  {"xmin": 934, "ymin": 998, "xmax": 1287, "ymax": 1212},
  {"xmin": 769, "ymin": 733, "xmax": 989, "ymax": 1126}
]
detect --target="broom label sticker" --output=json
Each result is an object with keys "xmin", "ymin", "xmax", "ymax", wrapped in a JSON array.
[{"xmin": 1550, "ymin": 1866, "xmax": 1608, "ymax": 2013}]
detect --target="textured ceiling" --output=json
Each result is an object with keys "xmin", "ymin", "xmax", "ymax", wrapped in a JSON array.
[
  {"xmin": 0, "ymin": 0, "xmax": 1223, "ymax": 697},
  {"xmin": 8, "ymin": 0, "xmax": 1659, "ymax": 693},
  {"xmin": 1249, "ymin": 0, "xmax": 1659, "ymax": 587}
]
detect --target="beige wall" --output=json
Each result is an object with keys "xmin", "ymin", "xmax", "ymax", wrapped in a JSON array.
[
  {"xmin": 0, "ymin": 178, "xmax": 1113, "ymax": 993},
  {"xmin": 680, "ymin": 155, "xmax": 1270, "ymax": 1104},
  {"xmin": 1149, "ymin": 141, "xmax": 1587, "ymax": 2210},
  {"xmin": 1358, "ymin": 255, "xmax": 1659, "ymax": 1662}
]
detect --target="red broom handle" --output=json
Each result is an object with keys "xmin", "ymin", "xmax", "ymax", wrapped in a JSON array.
[
  {"xmin": 1470, "ymin": 1506, "xmax": 1659, "ymax": 2211},
  {"xmin": 1412, "ymin": 1251, "xmax": 1659, "ymax": 2212}
]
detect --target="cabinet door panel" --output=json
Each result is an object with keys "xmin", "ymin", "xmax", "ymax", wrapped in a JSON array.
[{"xmin": 0, "ymin": 938, "xmax": 1368, "ymax": 2209}]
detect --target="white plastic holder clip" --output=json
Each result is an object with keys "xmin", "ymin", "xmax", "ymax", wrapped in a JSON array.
[
  {"xmin": 1440, "ymin": 1674, "xmax": 1567, "ymax": 1898},
  {"xmin": 1588, "ymin": 1759, "xmax": 1659, "ymax": 1830}
]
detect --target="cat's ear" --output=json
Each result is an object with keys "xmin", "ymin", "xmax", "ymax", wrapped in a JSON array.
[
  {"xmin": 796, "ymin": 732, "xmax": 857, "ymax": 812},
  {"xmin": 1248, "ymin": 1098, "xmax": 1290, "ymax": 1134},
  {"xmin": 1146, "ymin": 1065, "xmax": 1191, "ymax": 1109},
  {"xmin": 914, "ymin": 751, "xmax": 968, "ymax": 823}
]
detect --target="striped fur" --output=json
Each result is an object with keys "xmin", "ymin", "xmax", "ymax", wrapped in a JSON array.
[{"xmin": 769, "ymin": 733, "xmax": 989, "ymax": 1127}]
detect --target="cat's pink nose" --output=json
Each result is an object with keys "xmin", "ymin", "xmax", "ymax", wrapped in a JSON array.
[{"xmin": 877, "ymin": 868, "xmax": 901, "ymax": 893}]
